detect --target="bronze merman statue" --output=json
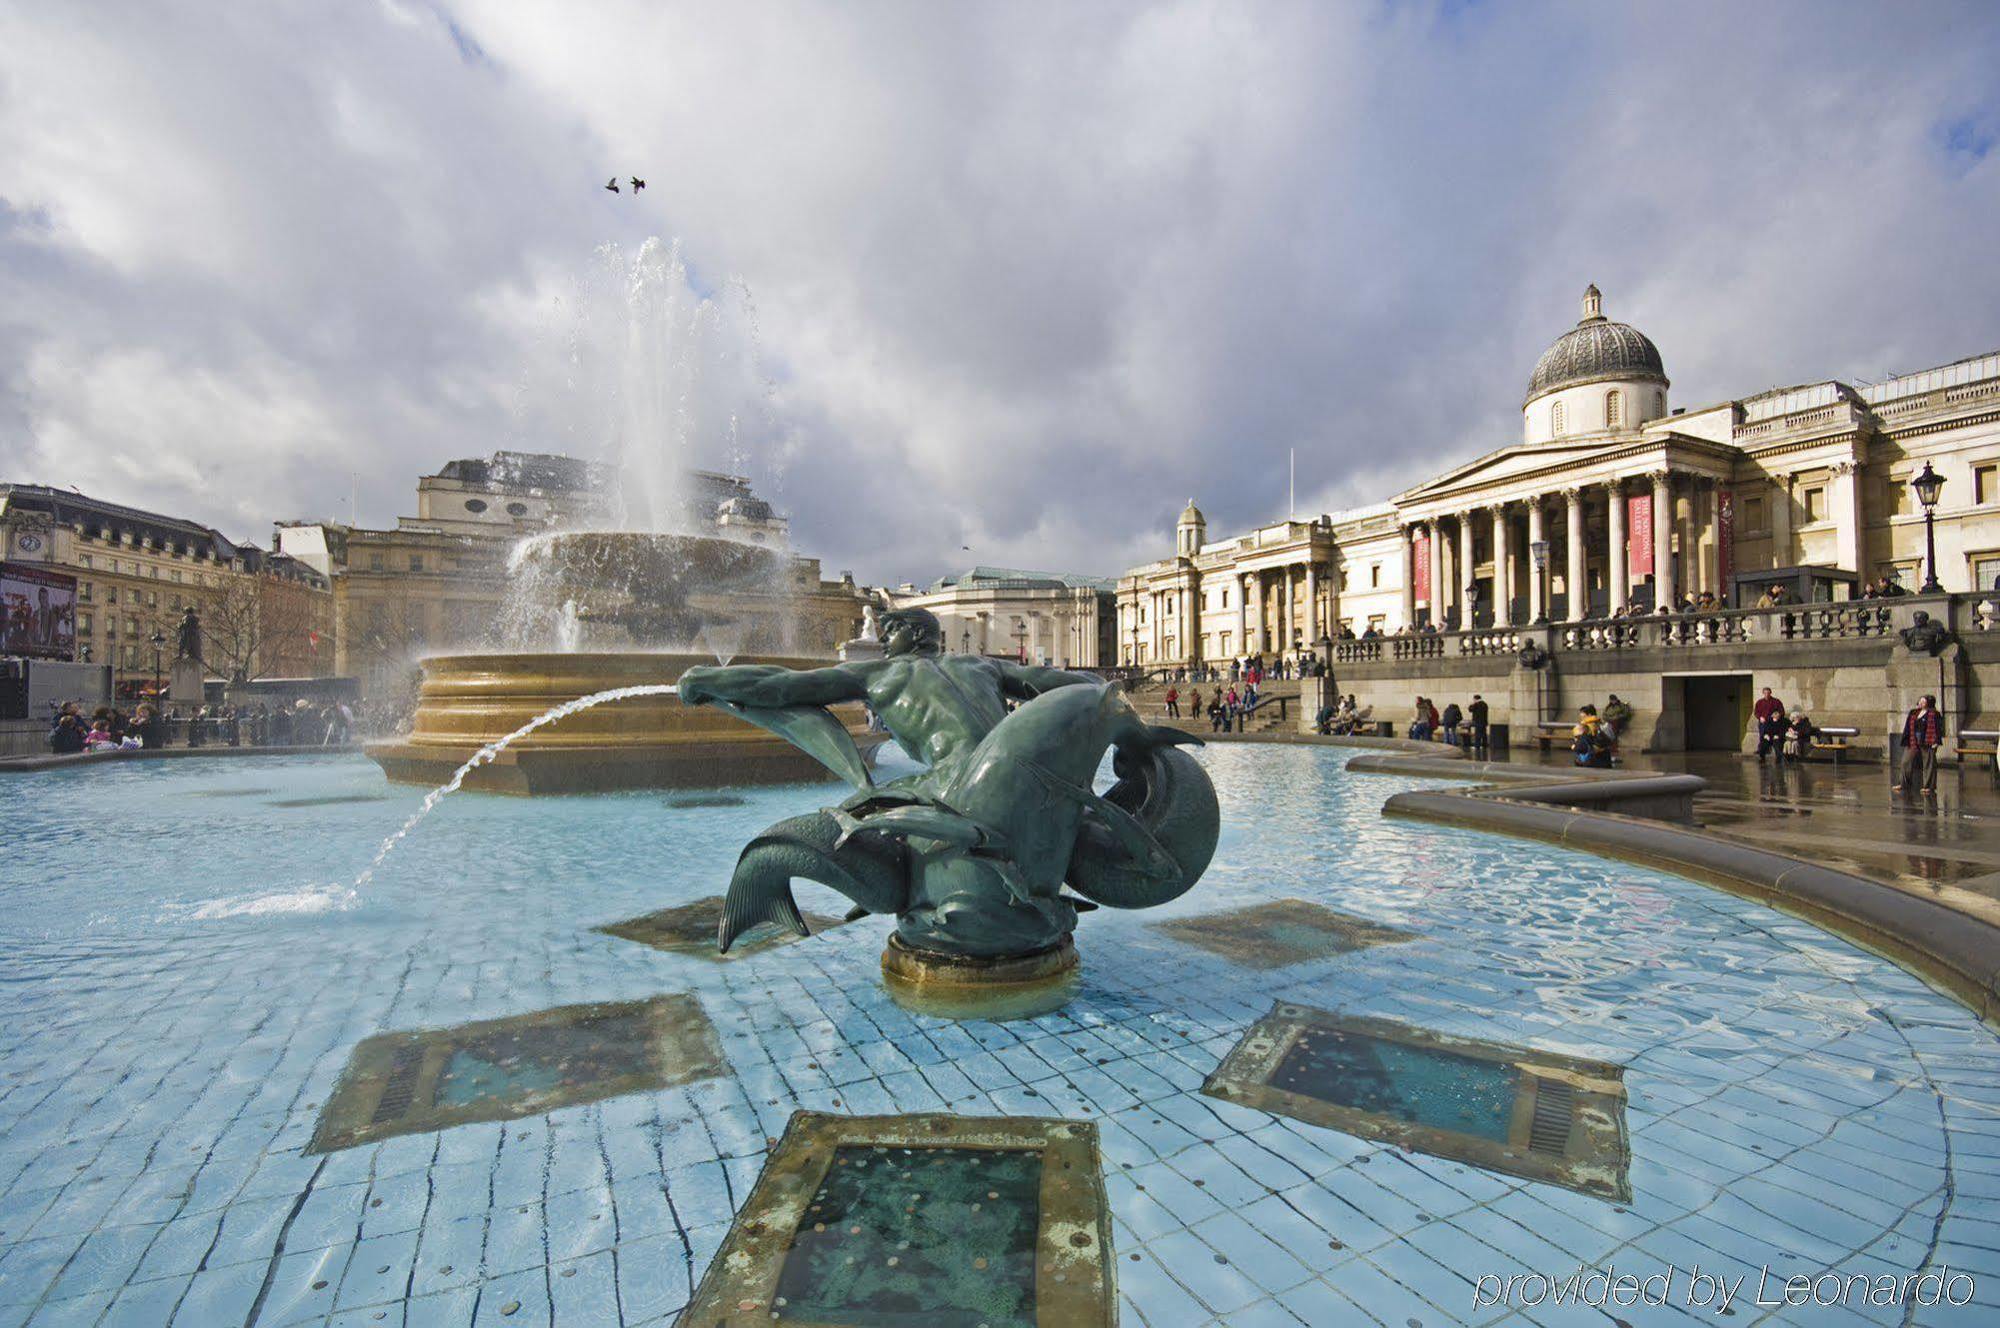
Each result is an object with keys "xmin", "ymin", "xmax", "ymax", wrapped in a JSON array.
[{"xmin": 677, "ymin": 606, "xmax": 1218, "ymax": 963}]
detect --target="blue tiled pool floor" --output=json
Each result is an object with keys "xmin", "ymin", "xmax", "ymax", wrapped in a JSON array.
[{"xmin": 1, "ymin": 748, "xmax": 1995, "ymax": 1326}]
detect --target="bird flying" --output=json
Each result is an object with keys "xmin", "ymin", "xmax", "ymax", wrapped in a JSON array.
[
  {"xmin": 630, "ymin": 177, "xmax": 646, "ymax": 192},
  {"xmin": 604, "ymin": 177, "xmax": 620, "ymax": 193}
]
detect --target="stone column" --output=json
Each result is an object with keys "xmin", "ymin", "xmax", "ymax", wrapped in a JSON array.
[
  {"xmin": 1250, "ymin": 573, "xmax": 1266, "ymax": 654},
  {"xmin": 1327, "ymin": 558, "xmax": 1342, "ymax": 635},
  {"xmin": 1236, "ymin": 572, "xmax": 1249, "ymax": 658},
  {"xmin": 1457, "ymin": 513, "xmax": 1475, "ymax": 626},
  {"xmin": 1304, "ymin": 561, "xmax": 1320, "ymax": 642},
  {"xmin": 1491, "ymin": 505, "xmax": 1513, "ymax": 628},
  {"xmin": 1401, "ymin": 527, "xmax": 1417, "ymax": 630},
  {"xmin": 1429, "ymin": 521, "xmax": 1447, "ymax": 627},
  {"xmin": 1565, "ymin": 487, "xmax": 1587, "ymax": 620},
  {"xmin": 1675, "ymin": 481, "xmax": 1696, "ymax": 603},
  {"xmin": 1832, "ymin": 460, "xmax": 1863, "ymax": 574},
  {"xmin": 1527, "ymin": 498, "xmax": 1548, "ymax": 623},
  {"xmin": 1652, "ymin": 471, "xmax": 1676, "ymax": 610},
  {"xmin": 1149, "ymin": 590, "xmax": 1161, "ymax": 660},
  {"xmin": 1694, "ymin": 480, "xmax": 1716, "ymax": 597},
  {"xmin": 1278, "ymin": 569, "xmax": 1292, "ymax": 651},
  {"xmin": 1769, "ymin": 471, "xmax": 1793, "ymax": 567},
  {"xmin": 1608, "ymin": 480, "xmax": 1629, "ymax": 614}
]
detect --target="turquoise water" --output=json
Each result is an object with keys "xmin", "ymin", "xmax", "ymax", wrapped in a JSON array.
[{"xmin": 1, "ymin": 746, "xmax": 1996, "ymax": 1326}]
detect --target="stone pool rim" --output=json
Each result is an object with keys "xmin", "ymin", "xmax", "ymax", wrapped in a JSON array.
[{"xmin": 1358, "ymin": 757, "xmax": 2000, "ymax": 1023}]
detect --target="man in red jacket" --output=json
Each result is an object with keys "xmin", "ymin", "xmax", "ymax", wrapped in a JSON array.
[{"xmin": 1898, "ymin": 694, "xmax": 1944, "ymax": 798}]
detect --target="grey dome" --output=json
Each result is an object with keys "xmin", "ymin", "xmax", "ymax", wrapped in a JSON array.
[{"xmin": 1525, "ymin": 286, "xmax": 1667, "ymax": 404}]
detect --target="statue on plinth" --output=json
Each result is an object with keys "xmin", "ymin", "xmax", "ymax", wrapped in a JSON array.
[
  {"xmin": 678, "ymin": 606, "xmax": 1218, "ymax": 980},
  {"xmin": 175, "ymin": 605, "xmax": 203, "ymax": 662}
]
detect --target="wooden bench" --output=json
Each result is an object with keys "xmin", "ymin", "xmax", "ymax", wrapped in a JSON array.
[
  {"xmin": 1957, "ymin": 728, "xmax": 1998, "ymax": 777},
  {"xmin": 1533, "ymin": 720, "xmax": 1571, "ymax": 754},
  {"xmin": 1806, "ymin": 725, "xmax": 1859, "ymax": 765}
]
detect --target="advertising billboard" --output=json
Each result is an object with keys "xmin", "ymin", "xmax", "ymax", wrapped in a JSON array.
[{"xmin": 1, "ymin": 562, "xmax": 78, "ymax": 661}]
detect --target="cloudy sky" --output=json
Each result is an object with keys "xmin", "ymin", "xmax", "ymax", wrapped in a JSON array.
[{"xmin": 3, "ymin": 1, "xmax": 1998, "ymax": 586}]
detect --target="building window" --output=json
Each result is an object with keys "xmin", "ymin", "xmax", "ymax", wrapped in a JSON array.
[
  {"xmin": 1974, "ymin": 554, "xmax": 2000, "ymax": 592},
  {"xmin": 1606, "ymin": 390, "xmax": 1623, "ymax": 428},
  {"xmin": 1740, "ymin": 496, "xmax": 1766, "ymax": 532},
  {"xmin": 1369, "ymin": 564, "xmax": 1381, "ymax": 589},
  {"xmin": 1654, "ymin": 391, "xmax": 1665, "ymax": 416},
  {"xmin": 78, "ymin": 555, "xmax": 91, "ymax": 569},
  {"xmin": 1977, "ymin": 464, "xmax": 1999, "ymax": 505},
  {"xmin": 409, "ymin": 555, "xmax": 424, "ymax": 573},
  {"xmin": 77, "ymin": 613, "xmax": 91, "ymax": 634},
  {"xmin": 1803, "ymin": 487, "xmax": 1826, "ymax": 522},
  {"xmin": 506, "ymin": 502, "xmax": 529, "ymax": 517},
  {"xmin": 1551, "ymin": 401, "xmax": 1566, "ymax": 437},
  {"xmin": 370, "ymin": 555, "xmax": 385, "ymax": 572},
  {"xmin": 464, "ymin": 499, "xmax": 488, "ymax": 513}
]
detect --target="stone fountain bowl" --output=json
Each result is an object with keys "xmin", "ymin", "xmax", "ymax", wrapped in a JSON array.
[
  {"xmin": 511, "ymin": 530, "xmax": 785, "ymax": 599},
  {"xmin": 366, "ymin": 650, "xmax": 887, "ymax": 795}
]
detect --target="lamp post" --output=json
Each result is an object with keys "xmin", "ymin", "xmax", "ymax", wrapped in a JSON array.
[
  {"xmin": 149, "ymin": 629, "xmax": 166, "ymax": 700},
  {"xmin": 961, "ymin": 628, "xmax": 972, "ymax": 656},
  {"xmin": 1529, "ymin": 540, "xmax": 1551, "ymax": 625},
  {"xmin": 1912, "ymin": 462, "xmax": 1945, "ymax": 594}
]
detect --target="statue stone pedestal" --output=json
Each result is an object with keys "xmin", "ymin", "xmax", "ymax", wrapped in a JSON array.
[
  {"xmin": 169, "ymin": 657, "xmax": 204, "ymax": 714},
  {"xmin": 838, "ymin": 637, "xmax": 884, "ymax": 662}
]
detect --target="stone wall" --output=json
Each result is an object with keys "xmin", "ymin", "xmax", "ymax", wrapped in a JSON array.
[{"xmin": 1312, "ymin": 593, "xmax": 1991, "ymax": 759}]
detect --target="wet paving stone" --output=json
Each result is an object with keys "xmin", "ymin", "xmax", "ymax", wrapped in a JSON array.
[
  {"xmin": 1149, "ymin": 897, "xmax": 1417, "ymax": 968},
  {"xmin": 597, "ymin": 894, "xmax": 852, "ymax": 958},
  {"xmin": 308, "ymin": 994, "xmax": 723, "ymax": 1153},
  {"xmin": 1205, "ymin": 1002, "xmax": 1631, "ymax": 1202},
  {"xmin": 685, "ymin": 1112, "xmax": 1113, "ymax": 1327}
]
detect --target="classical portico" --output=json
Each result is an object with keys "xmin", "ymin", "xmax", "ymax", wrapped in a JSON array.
[
  {"xmin": 1116, "ymin": 287, "xmax": 2000, "ymax": 664},
  {"xmin": 1395, "ymin": 442, "xmax": 1739, "ymax": 625}
]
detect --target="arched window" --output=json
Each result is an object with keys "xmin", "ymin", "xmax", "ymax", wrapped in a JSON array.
[
  {"xmin": 1654, "ymin": 390, "xmax": 1665, "ymax": 417},
  {"xmin": 1551, "ymin": 400, "xmax": 1567, "ymax": 437},
  {"xmin": 1606, "ymin": 390, "xmax": 1623, "ymax": 428}
]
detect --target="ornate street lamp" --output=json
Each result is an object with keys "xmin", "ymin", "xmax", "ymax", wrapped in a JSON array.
[
  {"xmin": 149, "ymin": 629, "xmax": 166, "ymax": 699},
  {"xmin": 1529, "ymin": 540, "xmax": 1551, "ymax": 625},
  {"xmin": 960, "ymin": 628, "xmax": 971, "ymax": 656},
  {"xmin": 1911, "ymin": 462, "xmax": 1945, "ymax": 594}
]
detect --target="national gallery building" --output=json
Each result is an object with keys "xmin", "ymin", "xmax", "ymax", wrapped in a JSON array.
[{"xmin": 1115, "ymin": 286, "xmax": 2000, "ymax": 667}]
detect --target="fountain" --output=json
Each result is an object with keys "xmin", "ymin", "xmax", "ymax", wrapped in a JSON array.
[{"xmin": 366, "ymin": 238, "xmax": 886, "ymax": 794}]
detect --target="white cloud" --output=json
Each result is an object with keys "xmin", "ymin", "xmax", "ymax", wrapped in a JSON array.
[{"xmin": 3, "ymin": 0, "xmax": 1997, "ymax": 583}]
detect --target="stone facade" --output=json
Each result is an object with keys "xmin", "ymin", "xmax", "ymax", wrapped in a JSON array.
[
  {"xmin": 885, "ymin": 566, "xmax": 1115, "ymax": 667},
  {"xmin": 0, "ymin": 483, "xmax": 333, "ymax": 695},
  {"xmin": 1118, "ymin": 287, "xmax": 2000, "ymax": 668}
]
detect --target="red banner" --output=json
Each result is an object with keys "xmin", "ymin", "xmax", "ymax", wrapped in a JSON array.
[
  {"xmin": 1413, "ymin": 536, "xmax": 1431, "ymax": 604},
  {"xmin": 1627, "ymin": 493, "xmax": 1654, "ymax": 578},
  {"xmin": 1717, "ymin": 488, "xmax": 1735, "ymax": 593}
]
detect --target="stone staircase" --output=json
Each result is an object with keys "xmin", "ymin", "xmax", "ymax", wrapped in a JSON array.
[{"xmin": 1124, "ymin": 678, "xmax": 1302, "ymax": 735}]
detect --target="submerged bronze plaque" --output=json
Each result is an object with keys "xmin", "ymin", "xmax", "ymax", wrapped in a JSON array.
[
  {"xmin": 598, "ymin": 895, "xmax": 852, "ymax": 958},
  {"xmin": 309, "ymin": 993, "xmax": 724, "ymax": 1153},
  {"xmin": 1150, "ymin": 897, "xmax": 1417, "ymax": 968},
  {"xmin": 680, "ymin": 1111, "xmax": 1114, "ymax": 1327},
  {"xmin": 1204, "ymin": 1002, "xmax": 1630, "ymax": 1202}
]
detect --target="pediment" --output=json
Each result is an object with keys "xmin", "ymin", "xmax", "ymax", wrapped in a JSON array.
[{"xmin": 1395, "ymin": 439, "xmax": 1630, "ymax": 507}]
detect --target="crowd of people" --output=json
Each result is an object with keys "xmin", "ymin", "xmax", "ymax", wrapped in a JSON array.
[
  {"xmin": 46, "ymin": 698, "xmax": 360, "ymax": 754},
  {"xmin": 1151, "ymin": 651, "xmax": 1329, "ymax": 685}
]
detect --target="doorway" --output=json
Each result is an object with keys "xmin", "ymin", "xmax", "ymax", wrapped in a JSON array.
[{"xmin": 1679, "ymin": 675, "xmax": 1750, "ymax": 751}]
